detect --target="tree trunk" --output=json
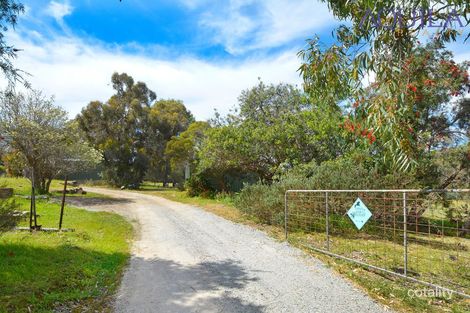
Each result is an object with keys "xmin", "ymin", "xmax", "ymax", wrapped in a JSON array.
[
  {"xmin": 46, "ymin": 179, "xmax": 52, "ymax": 194},
  {"xmin": 39, "ymin": 179, "xmax": 46, "ymax": 195},
  {"xmin": 36, "ymin": 178, "xmax": 49, "ymax": 195}
]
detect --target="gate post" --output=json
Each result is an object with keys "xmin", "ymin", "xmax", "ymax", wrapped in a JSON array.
[
  {"xmin": 325, "ymin": 191, "xmax": 330, "ymax": 251},
  {"xmin": 284, "ymin": 191, "xmax": 288, "ymax": 241},
  {"xmin": 403, "ymin": 192, "xmax": 408, "ymax": 277}
]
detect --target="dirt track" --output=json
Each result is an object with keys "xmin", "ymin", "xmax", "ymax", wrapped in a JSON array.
[{"xmin": 79, "ymin": 187, "xmax": 389, "ymax": 313}]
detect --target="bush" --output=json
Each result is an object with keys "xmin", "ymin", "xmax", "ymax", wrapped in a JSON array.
[
  {"xmin": 235, "ymin": 157, "xmax": 418, "ymax": 225},
  {"xmin": 185, "ymin": 168, "xmax": 259, "ymax": 198},
  {"xmin": 185, "ymin": 174, "xmax": 213, "ymax": 197},
  {"xmin": 0, "ymin": 199, "xmax": 21, "ymax": 233},
  {"xmin": 234, "ymin": 183, "xmax": 284, "ymax": 225}
]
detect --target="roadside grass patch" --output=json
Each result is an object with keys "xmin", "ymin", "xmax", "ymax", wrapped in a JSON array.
[
  {"xmin": 0, "ymin": 177, "xmax": 133, "ymax": 313},
  {"xmin": 0, "ymin": 177, "xmax": 109, "ymax": 200}
]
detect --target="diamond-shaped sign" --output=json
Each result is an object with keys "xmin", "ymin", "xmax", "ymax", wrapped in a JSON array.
[{"xmin": 347, "ymin": 198, "xmax": 372, "ymax": 230}]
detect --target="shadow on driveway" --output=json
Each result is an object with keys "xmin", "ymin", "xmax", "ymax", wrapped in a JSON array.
[
  {"xmin": 116, "ymin": 257, "xmax": 265, "ymax": 313},
  {"xmin": 54, "ymin": 196, "xmax": 134, "ymax": 208}
]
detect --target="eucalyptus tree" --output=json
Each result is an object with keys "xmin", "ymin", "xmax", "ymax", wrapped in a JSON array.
[
  {"xmin": 78, "ymin": 73, "xmax": 156, "ymax": 187},
  {"xmin": 299, "ymin": 0, "xmax": 469, "ymax": 170},
  {"xmin": 146, "ymin": 99, "xmax": 194, "ymax": 185}
]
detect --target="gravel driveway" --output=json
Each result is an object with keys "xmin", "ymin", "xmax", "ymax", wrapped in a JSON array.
[{"xmin": 80, "ymin": 188, "xmax": 390, "ymax": 313}]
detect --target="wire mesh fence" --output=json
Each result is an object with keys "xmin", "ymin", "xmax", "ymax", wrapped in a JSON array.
[{"xmin": 284, "ymin": 189, "xmax": 470, "ymax": 298}]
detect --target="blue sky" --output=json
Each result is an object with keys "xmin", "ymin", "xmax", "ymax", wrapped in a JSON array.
[{"xmin": 6, "ymin": 0, "xmax": 470, "ymax": 119}]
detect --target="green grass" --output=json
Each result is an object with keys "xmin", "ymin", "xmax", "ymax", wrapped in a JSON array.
[
  {"xmin": 128, "ymin": 183, "xmax": 470, "ymax": 313},
  {"xmin": 0, "ymin": 177, "xmax": 133, "ymax": 313},
  {"xmin": 0, "ymin": 177, "xmax": 109, "ymax": 199}
]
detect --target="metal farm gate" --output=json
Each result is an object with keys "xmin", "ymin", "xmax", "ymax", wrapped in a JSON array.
[{"xmin": 284, "ymin": 189, "xmax": 470, "ymax": 298}]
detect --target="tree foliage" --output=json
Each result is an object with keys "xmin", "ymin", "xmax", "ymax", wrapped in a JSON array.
[
  {"xmin": 235, "ymin": 156, "xmax": 417, "ymax": 225},
  {"xmin": 0, "ymin": 0, "xmax": 26, "ymax": 86},
  {"xmin": 146, "ymin": 99, "xmax": 194, "ymax": 184},
  {"xmin": 299, "ymin": 0, "xmax": 469, "ymax": 170},
  {"xmin": 188, "ymin": 81, "xmax": 348, "ymax": 195},
  {"xmin": 333, "ymin": 41, "xmax": 469, "ymax": 170},
  {"xmin": 78, "ymin": 73, "xmax": 193, "ymax": 187},
  {"xmin": 78, "ymin": 73, "xmax": 156, "ymax": 187},
  {"xmin": 165, "ymin": 121, "xmax": 210, "ymax": 179},
  {"xmin": 1, "ymin": 149, "xmax": 25, "ymax": 177},
  {"xmin": 0, "ymin": 90, "xmax": 99, "ymax": 193}
]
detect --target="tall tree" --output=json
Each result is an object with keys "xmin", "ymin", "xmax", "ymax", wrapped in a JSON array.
[
  {"xmin": 146, "ymin": 99, "xmax": 194, "ymax": 185},
  {"xmin": 165, "ymin": 121, "xmax": 210, "ymax": 182},
  {"xmin": 77, "ymin": 73, "xmax": 156, "ymax": 187}
]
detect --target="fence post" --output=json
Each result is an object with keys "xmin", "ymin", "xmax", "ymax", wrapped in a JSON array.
[
  {"xmin": 325, "ymin": 191, "xmax": 330, "ymax": 251},
  {"xmin": 284, "ymin": 191, "xmax": 288, "ymax": 241},
  {"xmin": 59, "ymin": 175, "xmax": 68, "ymax": 230},
  {"xmin": 403, "ymin": 192, "xmax": 408, "ymax": 277}
]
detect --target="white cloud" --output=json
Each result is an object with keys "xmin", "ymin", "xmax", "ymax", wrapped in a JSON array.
[
  {"xmin": 455, "ymin": 51, "xmax": 470, "ymax": 63},
  {"xmin": 179, "ymin": 0, "xmax": 209, "ymax": 10},
  {"xmin": 5, "ymin": 32, "xmax": 303, "ymax": 120},
  {"xmin": 45, "ymin": 1, "xmax": 73, "ymax": 25},
  {"xmin": 198, "ymin": 0, "xmax": 335, "ymax": 54}
]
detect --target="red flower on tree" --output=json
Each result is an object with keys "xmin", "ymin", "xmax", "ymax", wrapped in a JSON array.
[
  {"xmin": 407, "ymin": 83, "xmax": 417, "ymax": 93},
  {"xmin": 366, "ymin": 131, "xmax": 376, "ymax": 144},
  {"xmin": 424, "ymin": 79, "xmax": 435, "ymax": 86}
]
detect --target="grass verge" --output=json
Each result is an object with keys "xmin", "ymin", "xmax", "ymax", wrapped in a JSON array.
[
  {"xmin": 0, "ymin": 177, "xmax": 133, "ymax": 313},
  {"xmin": 134, "ymin": 184, "xmax": 469, "ymax": 313}
]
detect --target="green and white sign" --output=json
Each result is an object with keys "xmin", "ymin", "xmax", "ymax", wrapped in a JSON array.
[{"xmin": 347, "ymin": 198, "xmax": 372, "ymax": 230}]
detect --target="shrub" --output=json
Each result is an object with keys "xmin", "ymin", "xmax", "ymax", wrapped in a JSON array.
[
  {"xmin": 234, "ymin": 183, "xmax": 284, "ymax": 225},
  {"xmin": 185, "ymin": 168, "xmax": 259, "ymax": 198},
  {"xmin": 185, "ymin": 173, "xmax": 214, "ymax": 197},
  {"xmin": 0, "ymin": 199, "xmax": 21, "ymax": 233},
  {"xmin": 235, "ymin": 157, "xmax": 418, "ymax": 225}
]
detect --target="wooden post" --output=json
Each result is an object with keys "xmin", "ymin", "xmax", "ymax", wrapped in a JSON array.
[
  {"xmin": 29, "ymin": 181, "xmax": 33, "ymax": 229},
  {"xmin": 30, "ymin": 167, "xmax": 38, "ymax": 230},
  {"xmin": 59, "ymin": 176, "xmax": 68, "ymax": 230},
  {"xmin": 32, "ymin": 186, "xmax": 37, "ymax": 229}
]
